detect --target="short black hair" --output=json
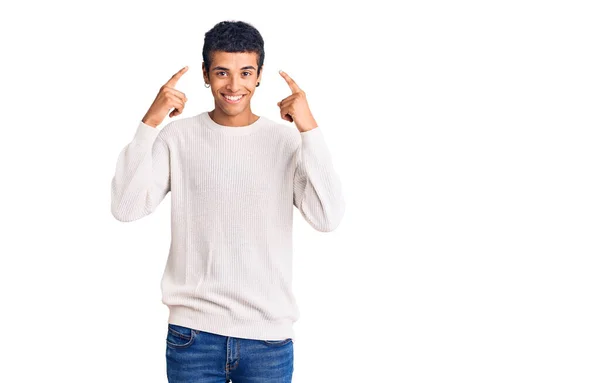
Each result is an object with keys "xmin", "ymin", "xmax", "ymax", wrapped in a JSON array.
[{"xmin": 202, "ymin": 20, "xmax": 265, "ymax": 78}]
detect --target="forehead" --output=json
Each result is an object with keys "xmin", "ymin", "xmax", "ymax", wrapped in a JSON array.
[{"xmin": 209, "ymin": 51, "xmax": 259, "ymax": 69}]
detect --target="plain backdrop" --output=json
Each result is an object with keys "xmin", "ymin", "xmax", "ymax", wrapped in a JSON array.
[{"xmin": 1, "ymin": 0, "xmax": 599, "ymax": 382}]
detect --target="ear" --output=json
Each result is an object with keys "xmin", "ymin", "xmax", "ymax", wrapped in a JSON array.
[
  {"xmin": 202, "ymin": 62, "xmax": 209, "ymax": 82},
  {"xmin": 257, "ymin": 65, "xmax": 263, "ymax": 83}
]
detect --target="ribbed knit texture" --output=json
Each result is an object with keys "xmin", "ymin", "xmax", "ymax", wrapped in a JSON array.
[{"xmin": 111, "ymin": 111, "xmax": 345, "ymax": 341}]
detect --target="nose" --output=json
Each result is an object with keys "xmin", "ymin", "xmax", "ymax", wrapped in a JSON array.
[{"xmin": 226, "ymin": 76, "xmax": 240, "ymax": 92}]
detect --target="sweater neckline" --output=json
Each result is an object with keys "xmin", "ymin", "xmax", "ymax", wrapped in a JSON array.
[{"xmin": 201, "ymin": 111, "xmax": 264, "ymax": 136}]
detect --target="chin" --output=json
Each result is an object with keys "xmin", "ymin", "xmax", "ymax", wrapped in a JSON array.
[{"xmin": 218, "ymin": 105, "xmax": 244, "ymax": 116}]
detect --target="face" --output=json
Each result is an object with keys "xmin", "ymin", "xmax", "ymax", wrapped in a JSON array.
[{"xmin": 203, "ymin": 51, "xmax": 262, "ymax": 117}]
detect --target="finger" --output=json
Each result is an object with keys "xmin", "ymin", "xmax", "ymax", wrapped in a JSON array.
[
  {"xmin": 164, "ymin": 87, "xmax": 188, "ymax": 102},
  {"xmin": 279, "ymin": 106, "xmax": 294, "ymax": 122},
  {"xmin": 169, "ymin": 100, "xmax": 185, "ymax": 117},
  {"xmin": 165, "ymin": 66, "xmax": 189, "ymax": 88},
  {"xmin": 170, "ymin": 108, "xmax": 183, "ymax": 118},
  {"xmin": 170, "ymin": 108, "xmax": 184, "ymax": 117},
  {"xmin": 277, "ymin": 95, "xmax": 295, "ymax": 108},
  {"xmin": 164, "ymin": 88, "xmax": 188, "ymax": 103},
  {"xmin": 170, "ymin": 106, "xmax": 184, "ymax": 117},
  {"xmin": 279, "ymin": 70, "xmax": 301, "ymax": 93}
]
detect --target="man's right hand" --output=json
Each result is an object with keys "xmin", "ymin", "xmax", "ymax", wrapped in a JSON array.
[{"xmin": 142, "ymin": 66, "xmax": 189, "ymax": 128}]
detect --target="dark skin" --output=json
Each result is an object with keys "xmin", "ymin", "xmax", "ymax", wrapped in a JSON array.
[
  {"xmin": 203, "ymin": 50, "xmax": 318, "ymax": 132},
  {"xmin": 203, "ymin": 51, "xmax": 262, "ymax": 127},
  {"xmin": 141, "ymin": 51, "xmax": 318, "ymax": 130}
]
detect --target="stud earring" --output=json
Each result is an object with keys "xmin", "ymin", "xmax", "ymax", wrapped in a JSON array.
[
  {"xmin": 204, "ymin": 83, "xmax": 210, "ymax": 88},
  {"xmin": 256, "ymin": 82, "xmax": 260, "ymax": 87}
]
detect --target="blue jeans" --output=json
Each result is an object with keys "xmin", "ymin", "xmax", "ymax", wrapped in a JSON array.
[{"xmin": 166, "ymin": 323, "xmax": 294, "ymax": 383}]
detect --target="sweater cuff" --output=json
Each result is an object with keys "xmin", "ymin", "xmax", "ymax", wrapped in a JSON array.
[
  {"xmin": 299, "ymin": 126, "xmax": 322, "ymax": 137},
  {"xmin": 299, "ymin": 127, "xmax": 328, "ymax": 152},
  {"xmin": 133, "ymin": 120, "xmax": 161, "ymax": 144}
]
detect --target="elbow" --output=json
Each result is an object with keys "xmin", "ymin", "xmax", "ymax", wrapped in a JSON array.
[
  {"xmin": 111, "ymin": 184, "xmax": 156, "ymax": 222},
  {"xmin": 319, "ymin": 212, "xmax": 345, "ymax": 232},
  {"xmin": 313, "ymin": 219, "xmax": 342, "ymax": 232},
  {"xmin": 111, "ymin": 209, "xmax": 133, "ymax": 222},
  {"xmin": 111, "ymin": 200, "xmax": 125, "ymax": 221},
  {"xmin": 309, "ymin": 201, "xmax": 345, "ymax": 233},
  {"xmin": 111, "ymin": 201, "xmax": 147, "ymax": 222},
  {"xmin": 111, "ymin": 206, "xmax": 134, "ymax": 222},
  {"xmin": 317, "ymin": 187, "xmax": 346, "ymax": 233}
]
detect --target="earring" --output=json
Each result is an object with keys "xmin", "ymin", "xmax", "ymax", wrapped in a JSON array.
[
  {"xmin": 256, "ymin": 82, "xmax": 260, "ymax": 87},
  {"xmin": 204, "ymin": 83, "xmax": 210, "ymax": 88}
]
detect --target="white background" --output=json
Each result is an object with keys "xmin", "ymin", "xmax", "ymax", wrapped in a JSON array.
[{"xmin": 1, "ymin": 0, "xmax": 599, "ymax": 382}]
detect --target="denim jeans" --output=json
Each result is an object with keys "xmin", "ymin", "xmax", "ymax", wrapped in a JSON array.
[{"xmin": 166, "ymin": 323, "xmax": 294, "ymax": 383}]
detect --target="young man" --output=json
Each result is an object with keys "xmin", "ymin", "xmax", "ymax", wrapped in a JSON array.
[{"xmin": 111, "ymin": 20, "xmax": 345, "ymax": 382}]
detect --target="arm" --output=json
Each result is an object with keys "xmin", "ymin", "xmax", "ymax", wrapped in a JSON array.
[
  {"xmin": 293, "ymin": 127, "xmax": 345, "ymax": 232},
  {"xmin": 110, "ymin": 121, "xmax": 171, "ymax": 222}
]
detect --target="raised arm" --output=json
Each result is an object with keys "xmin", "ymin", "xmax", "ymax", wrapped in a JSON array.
[
  {"xmin": 111, "ymin": 66, "xmax": 188, "ymax": 222},
  {"xmin": 276, "ymin": 70, "xmax": 345, "ymax": 231}
]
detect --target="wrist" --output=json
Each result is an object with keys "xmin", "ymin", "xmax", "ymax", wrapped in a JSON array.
[{"xmin": 142, "ymin": 116, "xmax": 159, "ymax": 128}]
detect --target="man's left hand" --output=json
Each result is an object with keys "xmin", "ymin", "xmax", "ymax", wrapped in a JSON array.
[{"xmin": 277, "ymin": 70, "xmax": 318, "ymax": 133}]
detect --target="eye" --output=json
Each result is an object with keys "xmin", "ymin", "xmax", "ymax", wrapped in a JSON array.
[
  {"xmin": 243, "ymin": 71, "xmax": 252, "ymax": 76},
  {"xmin": 217, "ymin": 71, "xmax": 227, "ymax": 76}
]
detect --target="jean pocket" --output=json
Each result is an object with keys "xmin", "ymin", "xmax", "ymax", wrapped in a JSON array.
[
  {"xmin": 166, "ymin": 323, "xmax": 197, "ymax": 349},
  {"xmin": 261, "ymin": 338, "xmax": 293, "ymax": 346}
]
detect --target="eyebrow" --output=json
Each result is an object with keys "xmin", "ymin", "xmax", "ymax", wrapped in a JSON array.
[{"xmin": 212, "ymin": 66, "xmax": 257, "ymax": 71}]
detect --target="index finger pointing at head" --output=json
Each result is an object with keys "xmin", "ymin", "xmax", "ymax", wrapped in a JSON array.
[
  {"xmin": 165, "ymin": 66, "xmax": 189, "ymax": 88},
  {"xmin": 279, "ymin": 70, "xmax": 301, "ymax": 93}
]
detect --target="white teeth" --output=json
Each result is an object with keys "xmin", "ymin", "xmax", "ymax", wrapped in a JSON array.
[{"xmin": 224, "ymin": 94, "xmax": 243, "ymax": 101}]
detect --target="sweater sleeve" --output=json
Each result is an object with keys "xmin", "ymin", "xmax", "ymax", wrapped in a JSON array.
[
  {"xmin": 111, "ymin": 121, "xmax": 171, "ymax": 222},
  {"xmin": 292, "ymin": 127, "xmax": 345, "ymax": 232}
]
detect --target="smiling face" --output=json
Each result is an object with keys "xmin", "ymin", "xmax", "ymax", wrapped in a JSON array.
[{"xmin": 202, "ymin": 50, "xmax": 263, "ymax": 119}]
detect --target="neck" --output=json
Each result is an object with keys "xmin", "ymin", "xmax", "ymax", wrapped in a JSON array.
[{"xmin": 209, "ymin": 107, "xmax": 259, "ymax": 127}]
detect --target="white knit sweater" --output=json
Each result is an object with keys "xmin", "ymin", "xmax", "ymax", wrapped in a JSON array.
[{"xmin": 111, "ymin": 111, "xmax": 345, "ymax": 341}]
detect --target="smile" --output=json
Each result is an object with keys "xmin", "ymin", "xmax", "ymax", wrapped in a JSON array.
[{"xmin": 221, "ymin": 94, "xmax": 246, "ymax": 104}]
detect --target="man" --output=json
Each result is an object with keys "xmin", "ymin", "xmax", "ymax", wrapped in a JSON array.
[{"xmin": 111, "ymin": 20, "xmax": 345, "ymax": 383}]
